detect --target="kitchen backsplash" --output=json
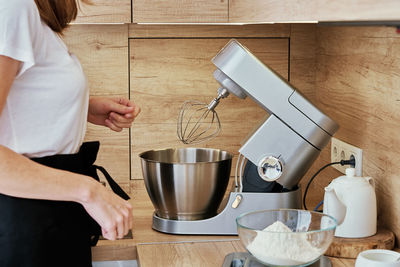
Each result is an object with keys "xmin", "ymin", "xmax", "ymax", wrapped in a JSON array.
[
  {"xmin": 303, "ymin": 25, "xmax": 400, "ymax": 245},
  {"xmin": 64, "ymin": 23, "xmax": 400, "ymax": 245}
]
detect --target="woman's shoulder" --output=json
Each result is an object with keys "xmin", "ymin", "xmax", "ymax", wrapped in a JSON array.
[
  {"xmin": 0, "ymin": 0, "xmax": 38, "ymax": 15},
  {"xmin": 0, "ymin": 0, "xmax": 41, "ymax": 28}
]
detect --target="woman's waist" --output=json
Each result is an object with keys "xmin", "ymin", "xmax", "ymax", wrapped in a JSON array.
[{"xmin": 30, "ymin": 142, "xmax": 100, "ymax": 175}]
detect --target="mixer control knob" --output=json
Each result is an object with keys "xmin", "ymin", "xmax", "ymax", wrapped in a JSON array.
[{"xmin": 258, "ymin": 156, "xmax": 283, "ymax": 182}]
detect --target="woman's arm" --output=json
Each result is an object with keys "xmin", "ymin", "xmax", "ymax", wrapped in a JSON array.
[
  {"xmin": 0, "ymin": 56, "xmax": 90, "ymax": 202},
  {"xmin": 0, "ymin": 55, "xmax": 132, "ymax": 240}
]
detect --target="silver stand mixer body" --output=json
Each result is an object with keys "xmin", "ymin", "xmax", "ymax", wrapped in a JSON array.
[
  {"xmin": 212, "ymin": 39, "xmax": 338, "ymax": 189},
  {"xmin": 151, "ymin": 39, "xmax": 338, "ymax": 235},
  {"xmin": 153, "ymin": 190, "xmax": 302, "ymax": 235}
]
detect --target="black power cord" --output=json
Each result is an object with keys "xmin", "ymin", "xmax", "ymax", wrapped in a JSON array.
[{"xmin": 303, "ymin": 155, "xmax": 356, "ymax": 211}]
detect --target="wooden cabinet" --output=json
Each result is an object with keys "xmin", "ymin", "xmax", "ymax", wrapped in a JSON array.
[
  {"xmin": 75, "ymin": 0, "xmax": 131, "ymax": 23},
  {"xmin": 63, "ymin": 25, "xmax": 131, "ymax": 185},
  {"xmin": 229, "ymin": 0, "xmax": 400, "ymax": 23},
  {"xmin": 73, "ymin": 0, "xmax": 400, "ymax": 24},
  {"xmin": 60, "ymin": 23, "xmax": 315, "ymax": 186},
  {"xmin": 128, "ymin": 25, "xmax": 289, "ymax": 178},
  {"xmin": 71, "ymin": 0, "xmax": 400, "ymax": 25},
  {"xmin": 132, "ymin": 0, "xmax": 228, "ymax": 23}
]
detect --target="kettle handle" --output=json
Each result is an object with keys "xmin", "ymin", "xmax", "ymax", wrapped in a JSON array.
[{"xmin": 366, "ymin": 177, "xmax": 375, "ymax": 188}]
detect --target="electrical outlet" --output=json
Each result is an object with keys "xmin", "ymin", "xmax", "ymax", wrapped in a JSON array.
[{"xmin": 331, "ymin": 137, "xmax": 363, "ymax": 176}]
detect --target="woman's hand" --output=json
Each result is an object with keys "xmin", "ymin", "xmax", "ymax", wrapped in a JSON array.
[
  {"xmin": 80, "ymin": 181, "xmax": 133, "ymax": 240},
  {"xmin": 88, "ymin": 97, "xmax": 141, "ymax": 132}
]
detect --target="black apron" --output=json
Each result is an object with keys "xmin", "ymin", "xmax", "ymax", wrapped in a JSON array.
[{"xmin": 0, "ymin": 141, "xmax": 130, "ymax": 267}]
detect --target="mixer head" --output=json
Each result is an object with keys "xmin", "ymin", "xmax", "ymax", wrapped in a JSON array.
[{"xmin": 177, "ymin": 88, "xmax": 229, "ymax": 145}]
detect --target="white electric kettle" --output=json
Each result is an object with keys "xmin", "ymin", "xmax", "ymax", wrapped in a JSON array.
[{"xmin": 323, "ymin": 168, "xmax": 377, "ymax": 238}]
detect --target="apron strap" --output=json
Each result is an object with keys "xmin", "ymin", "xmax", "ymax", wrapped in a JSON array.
[
  {"xmin": 93, "ymin": 165, "xmax": 130, "ymax": 201},
  {"xmin": 31, "ymin": 141, "xmax": 130, "ymax": 200}
]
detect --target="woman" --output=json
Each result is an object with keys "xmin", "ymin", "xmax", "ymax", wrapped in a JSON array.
[{"xmin": 0, "ymin": 0, "xmax": 140, "ymax": 266}]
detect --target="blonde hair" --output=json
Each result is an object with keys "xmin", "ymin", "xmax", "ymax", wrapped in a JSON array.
[{"xmin": 34, "ymin": 0, "xmax": 90, "ymax": 34}]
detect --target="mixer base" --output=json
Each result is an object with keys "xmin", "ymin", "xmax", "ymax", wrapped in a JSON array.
[
  {"xmin": 222, "ymin": 253, "xmax": 332, "ymax": 267},
  {"xmin": 152, "ymin": 189, "xmax": 302, "ymax": 235}
]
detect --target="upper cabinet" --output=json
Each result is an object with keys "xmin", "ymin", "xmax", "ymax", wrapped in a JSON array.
[
  {"xmin": 132, "ymin": 0, "xmax": 228, "ymax": 23},
  {"xmin": 75, "ymin": 0, "xmax": 131, "ymax": 23},
  {"xmin": 73, "ymin": 0, "xmax": 400, "ymax": 25},
  {"xmin": 229, "ymin": 0, "xmax": 400, "ymax": 23}
]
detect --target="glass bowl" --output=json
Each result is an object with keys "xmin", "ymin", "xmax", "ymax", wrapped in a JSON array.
[{"xmin": 236, "ymin": 209, "xmax": 337, "ymax": 267}]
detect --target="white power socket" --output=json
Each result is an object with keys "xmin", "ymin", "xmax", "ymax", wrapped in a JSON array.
[{"xmin": 331, "ymin": 137, "xmax": 363, "ymax": 176}]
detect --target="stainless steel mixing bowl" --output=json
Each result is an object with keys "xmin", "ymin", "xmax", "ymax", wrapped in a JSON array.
[{"xmin": 139, "ymin": 148, "xmax": 233, "ymax": 220}]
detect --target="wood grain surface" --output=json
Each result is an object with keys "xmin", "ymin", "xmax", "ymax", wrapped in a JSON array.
[
  {"xmin": 63, "ymin": 25, "xmax": 131, "ymax": 183},
  {"xmin": 137, "ymin": 240, "xmax": 356, "ymax": 267},
  {"xmin": 229, "ymin": 0, "xmax": 400, "ymax": 23},
  {"xmin": 313, "ymin": 25, "xmax": 400, "ymax": 245},
  {"xmin": 137, "ymin": 240, "xmax": 244, "ymax": 267},
  {"xmin": 75, "ymin": 0, "xmax": 131, "ymax": 23},
  {"xmin": 325, "ymin": 228, "xmax": 395, "ymax": 258},
  {"xmin": 289, "ymin": 24, "xmax": 317, "ymax": 101},
  {"xmin": 129, "ymin": 37, "xmax": 288, "ymax": 179},
  {"xmin": 133, "ymin": 0, "xmax": 228, "ymax": 23},
  {"xmin": 128, "ymin": 24, "xmax": 291, "ymax": 38}
]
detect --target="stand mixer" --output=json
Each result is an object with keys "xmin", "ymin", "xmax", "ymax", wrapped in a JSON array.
[{"xmin": 143, "ymin": 39, "xmax": 339, "ymax": 235}]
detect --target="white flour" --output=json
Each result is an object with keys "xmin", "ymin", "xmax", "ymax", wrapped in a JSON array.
[{"xmin": 246, "ymin": 221, "xmax": 321, "ymax": 265}]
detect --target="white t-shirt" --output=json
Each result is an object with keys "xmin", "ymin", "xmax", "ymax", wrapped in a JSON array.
[{"xmin": 0, "ymin": 0, "xmax": 89, "ymax": 158}]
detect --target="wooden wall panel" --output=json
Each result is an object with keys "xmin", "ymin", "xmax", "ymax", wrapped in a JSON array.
[
  {"xmin": 130, "ymin": 38, "xmax": 288, "ymax": 179},
  {"xmin": 229, "ymin": 0, "xmax": 400, "ymax": 23},
  {"xmin": 133, "ymin": 0, "xmax": 227, "ymax": 23},
  {"xmin": 75, "ymin": 0, "xmax": 131, "ymax": 23},
  {"xmin": 289, "ymin": 24, "xmax": 317, "ymax": 101},
  {"xmin": 63, "ymin": 25, "xmax": 130, "ymax": 183},
  {"xmin": 312, "ymin": 26, "xmax": 400, "ymax": 243},
  {"xmin": 128, "ymin": 24, "xmax": 290, "ymax": 38}
]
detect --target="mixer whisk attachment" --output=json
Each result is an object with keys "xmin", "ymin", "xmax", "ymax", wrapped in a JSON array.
[{"xmin": 177, "ymin": 88, "xmax": 229, "ymax": 145}]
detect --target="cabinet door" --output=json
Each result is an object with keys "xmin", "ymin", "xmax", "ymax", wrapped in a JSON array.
[
  {"xmin": 63, "ymin": 25, "xmax": 131, "ymax": 185},
  {"xmin": 129, "ymin": 37, "xmax": 288, "ymax": 178},
  {"xmin": 75, "ymin": 0, "xmax": 131, "ymax": 23},
  {"xmin": 133, "ymin": 0, "xmax": 228, "ymax": 23},
  {"xmin": 229, "ymin": 0, "xmax": 400, "ymax": 23}
]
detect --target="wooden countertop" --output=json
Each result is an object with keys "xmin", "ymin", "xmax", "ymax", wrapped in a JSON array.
[
  {"xmin": 91, "ymin": 180, "xmax": 356, "ymax": 266},
  {"xmin": 92, "ymin": 180, "xmax": 238, "ymax": 261},
  {"xmin": 137, "ymin": 241, "xmax": 356, "ymax": 267}
]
